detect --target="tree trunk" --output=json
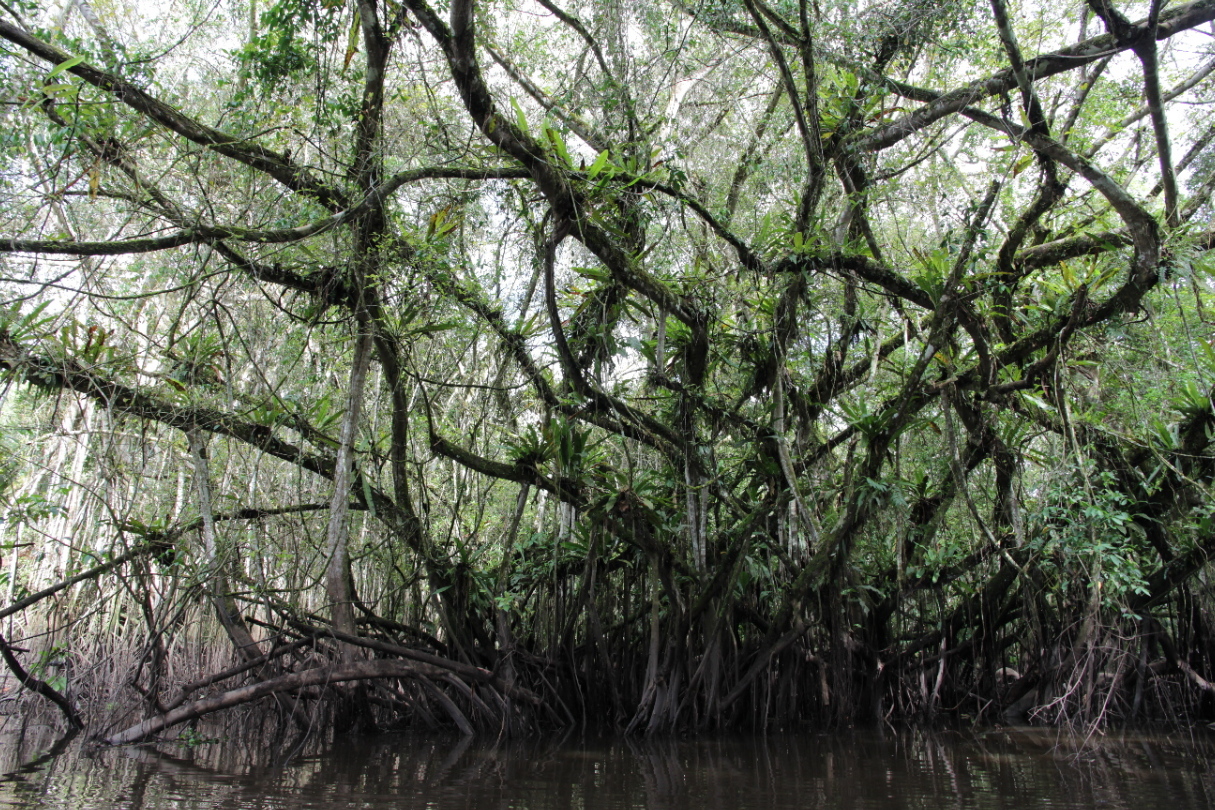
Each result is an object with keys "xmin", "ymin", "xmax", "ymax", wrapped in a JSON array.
[
  {"xmin": 188, "ymin": 430, "xmax": 262, "ymax": 663},
  {"xmin": 323, "ymin": 324, "xmax": 374, "ymax": 647}
]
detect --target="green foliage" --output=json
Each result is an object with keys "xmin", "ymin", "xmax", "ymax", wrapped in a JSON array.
[
  {"xmin": 238, "ymin": 0, "xmax": 349, "ymax": 88},
  {"xmin": 28, "ymin": 644, "xmax": 69, "ymax": 694},
  {"xmin": 165, "ymin": 331, "xmax": 226, "ymax": 389},
  {"xmin": 1029, "ymin": 462, "xmax": 1149, "ymax": 606},
  {"xmin": 0, "ymin": 302, "xmax": 55, "ymax": 344},
  {"xmin": 175, "ymin": 726, "xmax": 219, "ymax": 747}
]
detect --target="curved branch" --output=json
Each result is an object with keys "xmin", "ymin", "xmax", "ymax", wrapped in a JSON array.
[
  {"xmin": 0, "ymin": 632, "xmax": 83, "ymax": 728},
  {"xmin": 103, "ymin": 659, "xmax": 431, "ymax": 744},
  {"xmin": 741, "ymin": 0, "xmax": 824, "ymax": 227},
  {"xmin": 850, "ymin": 0, "xmax": 1215, "ymax": 153},
  {"xmin": 0, "ymin": 20, "xmax": 349, "ymax": 212},
  {"xmin": 0, "ymin": 166, "xmax": 531, "ymax": 256},
  {"xmin": 1135, "ymin": 0, "xmax": 1180, "ymax": 227},
  {"xmin": 400, "ymin": 0, "xmax": 704, "ymax": 330}
]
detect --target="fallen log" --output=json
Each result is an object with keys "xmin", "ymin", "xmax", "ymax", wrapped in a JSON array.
[{"xmin": 103, "ymin": 659, "xmax": 432, "ymax": 745}]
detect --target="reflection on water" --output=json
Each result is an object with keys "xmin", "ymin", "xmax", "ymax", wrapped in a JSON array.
[{"xmin": 0, "ymin": 715, "xmax": 1212, "ymax": 809}]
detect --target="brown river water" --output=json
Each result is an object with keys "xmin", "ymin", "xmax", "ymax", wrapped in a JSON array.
[{"xmin": 0, "ymin": 716, "xmax": 1212, "ymax": 809}]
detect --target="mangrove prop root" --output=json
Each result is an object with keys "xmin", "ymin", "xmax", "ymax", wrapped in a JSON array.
[
  {"xmin": 285, "ymin": 619, "xmax": 543, "ymax": 706},
  {"xmin": 103, "ymin": 659, "xmax": 447, "ymax": 745}
]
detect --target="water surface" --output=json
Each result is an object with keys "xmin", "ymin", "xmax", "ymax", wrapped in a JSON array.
[{"xmin": 0, "ymin": 716, "xmax": 1211, "ymax": 809}]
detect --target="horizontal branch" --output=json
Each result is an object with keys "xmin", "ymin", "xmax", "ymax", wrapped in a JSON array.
[
  {"xmin": 0, "ymin": 20, "xmax": 349, "ymax": 212},
  {"xmin": 0, "ymin": 232, "xmax": 199, "ymax": 255},
  {"xmin": 0, "ymin": 336, "xmax": 418, "ymax": 546},
  {"xmin": 851, "ymin": 0, "xmax": 1215, "ymax": 153},
  {"xmin": 0, "ymin": 166, "xmax": 531, "ymax": 257},
  {"xmin": 1015, "ymin": 231, "xmax": 1132, "ymax": 268},
  {"xmin": 776, "ymin": 253, "xmax": 935, "ymax": 311},
  {"xmin": 288, "ymin": 620, "xmax": 541, "ymax": 704},
  {"xmin": 428, "ymin": 431, "xmax": 581, "ymax": 504},
  {"xmin": 0, "ymin": 541, "xmax": 156, "ymax": 621}
]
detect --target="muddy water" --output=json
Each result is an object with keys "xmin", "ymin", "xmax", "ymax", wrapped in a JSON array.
[{"xmin": 0, "ymin": 718, "xmax": 1211, "ymax": 809}]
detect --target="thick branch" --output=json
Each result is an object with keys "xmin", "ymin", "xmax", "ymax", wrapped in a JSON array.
[
  {"xmin": 851, "ymin": 0, "xmax": 1215, "ymax": 153},
  {"xmin": 400, "ymin": 0, "xmax": 704, "ymax": 330},
  {"xmin": 0, "ymin": 632, "xmax": 83, "ymax": 728},
  {"xmin": 104, "ymin": 659, "xmax": 431, "ymax": 744}
]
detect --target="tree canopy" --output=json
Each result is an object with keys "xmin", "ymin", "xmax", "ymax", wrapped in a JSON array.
[{"xmin": 2, "ymin": 0, "xmax": 1215, "ymax": 737}]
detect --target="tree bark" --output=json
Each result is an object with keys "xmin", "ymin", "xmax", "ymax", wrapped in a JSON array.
[
  {"xmin": 104, "ymin": 659, "xmax": 429, "ymax": 745},
  {"xmin": 188, "ymin": 431, "xmax": 263, "ymax": 663},
  {"xmin": 322, "ymin": 326, "xmax": 374, "ymax": 645}
]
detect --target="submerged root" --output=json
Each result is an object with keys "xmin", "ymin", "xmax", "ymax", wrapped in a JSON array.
[{"xmin": 105, "ymin": 659, "xmax": 463, "ymax": 744}]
